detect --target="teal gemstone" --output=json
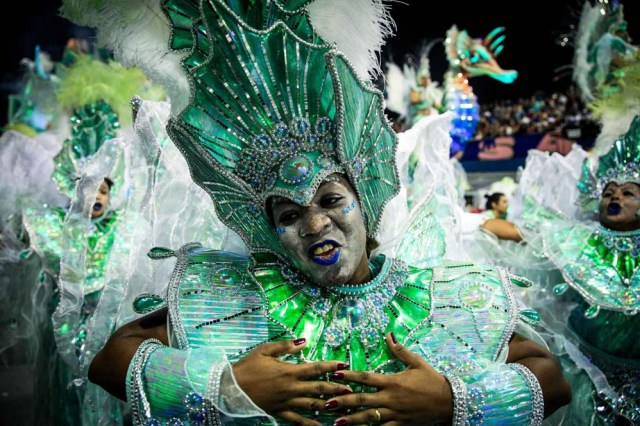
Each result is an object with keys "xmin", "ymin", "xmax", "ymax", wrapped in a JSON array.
[
  {"xmin": 291, "ymin": 117, "xmax": 310, "ymax": 136},
  {"xmin": 584, "ymin": 304, "xmax": 600, "ymax": 319},
  {"xmin": 335, "ymin": 299, "xmax": 366, "ymax": 329},
  {"xmin": 133, "ymin": 294, "xmax": 166, "ymax": 314},
  {"xmin": 19, "ymin": 249, "xmax": 33, "ymax": 259},
  {"xmin": 147, "ymin": 247, "xmax": 174, "ymax": 259},
  {"xmin": 361, "ymin": 327, "xmax": 379, "ymax": 349},
  {"xmin": 318, "ymin": 156, "xmax": 335, "ymax": 169},
  {"xmin": 519, "ymin": 309, "xmax": 541, "ymax": 324},
  {"xmin": 324, "ymin": 325, "xmax": 346, "ymax": 347},
  {"xmin": 352, "ymin": 158, "xmax": 364, "ymax": 174},
  {"xmin": 212, "ymin": 267, "xmax": 241, "ymax": 286},
  {"xmin": 510, "ymin": 276, "xmax": 533, "ymax": 288},
  {"xmin": 255, "ymin": 134, "xmax": 270, "ymax": 146},
  {"xmin": 553, "ymin": 283, "xmax": 569, "ymax": 295},
  {"xmin": 315, "ymin": 117, "xmax": 330, "ymax": 135},
  {"xmin": 274, "ymin": 124, "xmax": 288, "ymax": 139},
  {"xmin": 280, "ymin": 155, "xmax": 312, "ymax": 184}
]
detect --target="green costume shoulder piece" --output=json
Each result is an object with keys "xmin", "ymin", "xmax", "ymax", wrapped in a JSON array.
[{"xmin": 545, "ymin": 223, "xmax": 640, "ymax": 314}]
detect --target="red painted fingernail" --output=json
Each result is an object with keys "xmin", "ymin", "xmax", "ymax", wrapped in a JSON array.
[
  {"xmin": 332, "ymin": 372, "xmax": 344, "ymax": 380},
  {"xmin": 341, "ymin": 389, "xmax": 353, "ymax": 395},
  {"xmin": 390, "ymin": 332, "xmax": 397, "ymax": 344},
  {"xmin": 324, "ymin": 400, "xmax": 338, "ymax": 410},
  {"xmin": 333, "ymin": 420, "xmax": 348, "ymax": 426},
  {"xmin": 293, "ymin": 338, "xmax": 306, "ymax": 346},
  {"xmin": 336, "ymin": 362, "xmax": 349, "ymax": 370}
]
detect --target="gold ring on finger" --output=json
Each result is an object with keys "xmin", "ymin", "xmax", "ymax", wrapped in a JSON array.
[{"xmin": 374, "ymin": 408, "xmax": 381, "ymax": 422}]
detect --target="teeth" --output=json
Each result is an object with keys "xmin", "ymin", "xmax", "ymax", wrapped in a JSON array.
[{"xmin": 313, "ymin": 243, "xmax": 335, "ymax": 256}]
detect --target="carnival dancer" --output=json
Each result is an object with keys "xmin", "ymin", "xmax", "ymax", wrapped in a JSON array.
[{"xmin": 59, "ymin": 0, "xmax": 571, "ymax": 424}]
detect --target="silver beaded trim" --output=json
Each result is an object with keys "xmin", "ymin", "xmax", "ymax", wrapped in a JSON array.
[
  {"xmin": 205, "ymin": 360, "xmax": 226, "ymax": 426},
  {"xmin": 128, "ymin": 338, "xmax": 163, "ymax": 424},
  {"xmin": 205, "ymin": 360, "xmax": 227, "ymax": 407},
  {"xmin": 510, "ymin": 363, "xmax": 544, "ymax": 426},
  {"xmin": 444, "ymin": 373, "xmax": 469, "ymax": 426},
  {"xmin": 166, "ymin": 243, "xmax": 202, "ymax": 349}
]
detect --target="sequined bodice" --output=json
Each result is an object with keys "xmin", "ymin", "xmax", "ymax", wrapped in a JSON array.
[{"xmin": 166, "ymin": 245, "xmax": 530, "ymax": 373}]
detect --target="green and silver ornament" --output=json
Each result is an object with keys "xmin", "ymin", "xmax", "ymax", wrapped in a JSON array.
[{"xmin": 52, "ymin": 100, "xmax": 120, "ymax": 199}]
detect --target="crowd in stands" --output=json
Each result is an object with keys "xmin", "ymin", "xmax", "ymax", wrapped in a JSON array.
[{"xmin": 473, "ymin": 86, "xmax": 600, "ymax": 142}]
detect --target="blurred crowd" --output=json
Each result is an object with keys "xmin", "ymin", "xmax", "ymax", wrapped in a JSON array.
[{"xmin": 473, "ymin": 86, "xmax": 600, "ymax": 141}]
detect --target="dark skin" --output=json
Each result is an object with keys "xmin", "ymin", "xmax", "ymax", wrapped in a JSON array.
[
  {"xmin": 598, "ymin": 182, "xmax": 640, "ymax": 232},
  {"xmin": 89, "ymin": 178, "xmax": 571, "ymax": 424},
  {"xmin": 90, "ymin": 312, "xmax": 571, "ymax": 424}
]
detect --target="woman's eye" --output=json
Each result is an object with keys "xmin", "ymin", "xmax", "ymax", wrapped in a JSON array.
[
  {"xmin": 321, "ymin": 196, "xmax": 343, "ymax": 207},
  {"xmin": 279, "ymin": 212, "xmax": 298, "ymax": 224}
]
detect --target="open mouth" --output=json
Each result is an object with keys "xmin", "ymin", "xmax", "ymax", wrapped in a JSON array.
[
  {"xmin": 308, "ymin": 240, "xmax": 342, "ymax": 266},
  {"xmin": 607, "ymin": 203, "xmax": 622, "ymax": 215},
  {"xmin": 93, "ymin": 202, "xmax": 103, "ymax": 212}
]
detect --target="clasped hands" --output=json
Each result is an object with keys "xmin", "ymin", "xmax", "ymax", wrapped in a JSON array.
[{"xmin": 232, "ymin": 333, "xmax": 453, "ymax": 426}]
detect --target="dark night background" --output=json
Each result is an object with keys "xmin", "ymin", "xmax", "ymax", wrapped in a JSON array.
[{"xmin": 1, "ymin": 0, "xmax": 639, "ymax": 128}]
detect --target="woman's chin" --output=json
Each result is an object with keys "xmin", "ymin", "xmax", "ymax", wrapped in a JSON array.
[{"xmin": 303, "ymin": 263, "xmax": 351, "ymax": 287}]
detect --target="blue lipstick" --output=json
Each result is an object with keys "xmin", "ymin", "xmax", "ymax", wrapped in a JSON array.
[
  {"xmin": 309, "ymin": 240, "xmax": 342, "ymax": 266},
  {"xmin": 607, "ymin": 203, "xmax": 622, "ymax": 214}
]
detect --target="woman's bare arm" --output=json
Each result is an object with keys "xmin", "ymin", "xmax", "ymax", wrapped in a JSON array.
[
  {"xmin": 507, "ymin": 333, "xmax": 572, "ymax": 417},
  {"xmin": 88, "ymin": 307, "xmax": 169, "ymax": 401}
]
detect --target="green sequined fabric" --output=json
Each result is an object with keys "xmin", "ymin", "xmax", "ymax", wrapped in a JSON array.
[
  {"xmin": 546, "ymin": 223, "xmax": 640, "ymax": 313},
  {"xmin": 167, "ymin": 245, "xmax": 523, "ymax": 371}
]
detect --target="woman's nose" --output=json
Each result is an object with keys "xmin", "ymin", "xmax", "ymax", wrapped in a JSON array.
[
  {"xmin": 611, "ymin": 189, "xmax": 622, "ymax": 200},
  {"xmin": 299, "ymin": 211, "xmax": 330, "ymax": 238}
]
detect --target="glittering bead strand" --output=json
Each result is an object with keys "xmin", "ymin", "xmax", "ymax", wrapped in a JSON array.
[
  {"xmin": 444, "ymin": 373, "xmax": 469, "ymax": 426},
  {"xmin": 126, "ymin": 338, "xmax": 163, "ymax": 424},
  {"xmin": 128, "ymin": 344, "xmax": 227, "ymax": 424}
]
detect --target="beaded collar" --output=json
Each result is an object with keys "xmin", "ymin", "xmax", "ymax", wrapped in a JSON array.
[
  {"xmin": 252, "ymin": 255, "xmax": 421, "ymax": 371},
  {"xmin": 553, "ymin": 224, "xmax": 640, "ymax": 315}
]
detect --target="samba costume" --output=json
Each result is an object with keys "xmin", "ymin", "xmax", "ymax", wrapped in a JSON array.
[
  {"xmin": 59, "ymin": 0, "xmax": 557, "ymax": 424},
  {"xmin": 0, "ymin": 51, "xmax": 164, "ymax": 424},
  {"xmin": 506, "ymin": 115, "xmax": 640, "ymax": 425}
]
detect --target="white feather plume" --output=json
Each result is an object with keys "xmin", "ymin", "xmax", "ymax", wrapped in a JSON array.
[
  {"xmin": 572, "ymin": 2, "xmax": 601, "ymax": 102},
  {"xmin": 593, "ymin": 110, "xmax": 640, "ymax": 157},
  {"xmin": 308, "ymin": 0, "xmax": 396, "ymax": 81},
  {"xmin": 384, "ymin": 62, "xmax": 409, "ymax": 118}
]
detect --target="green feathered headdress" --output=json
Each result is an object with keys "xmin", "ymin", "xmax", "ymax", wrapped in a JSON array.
[
  {"xmin": 56, "ymin": 54, "xmax": 165, "ymax": 127},
  {"xmin": 162, "ymin": 0, "xmax": 399, "ymax": 258},
  {"xmin": 577, "ymin": 115, "xmax": 640, "ymax": 211}
]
